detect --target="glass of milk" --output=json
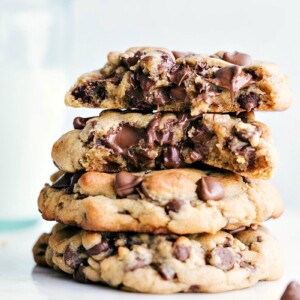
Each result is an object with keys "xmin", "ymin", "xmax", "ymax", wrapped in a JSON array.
[{"xmin": 0, "ymin": 1, "xmax": 70, "ymax": 230}]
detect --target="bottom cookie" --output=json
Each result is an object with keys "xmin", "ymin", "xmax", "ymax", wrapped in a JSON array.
[{"xmin": 33, "ymin": 224, "xmax": 284, "ymax": 294}]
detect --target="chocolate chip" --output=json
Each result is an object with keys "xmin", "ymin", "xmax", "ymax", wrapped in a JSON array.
[
  {"xmin": 165, "ymin": 199, "xmax": 184, "ymax": 213},
  {"xmin": 146, "ymin": 114, "xmax": 161, "ymax": 148},
  {"xmin": 136, "ymin": 72, "xmax": 155, "ymax": 93},
  {"xmin": 159, "ymin": 53, "xmax": 175, "ymax": 70},
  {"xmin": 86, "ymin": 239, "xmax": 110, "ymax": 256},
  {"xmin": 73, "ymin": 264, "xmax": 88, "ymax": 283},
  {"xmin": 168, "ymin": 64, "xmax": 192, "ymax": 85},
  {"xmin": 281, "ymin": 281, "xmax": 300, "ymax": 300},
  {"xmin": 64, "ymin": 246, "xmax": 83, "ymax": 270},
  {"xmin": 157, "ymin": 264, "xmax": 175, "ymax": 280},
  {"xmin": 126, "ymin": 256, "xmax": 148, "ymax": 271},
  {"xmin": 173, "ymin": 244, "xmax": 191, "ymax": 262},
  {"xmin": 196, "ymin": 176, "xmax": 225, "ymax": 201},
  {"xmin": 114, "ymin": 171, "xmax": 143, "ymax": 198},
  {"xmin": 210, "ymin": 65, "xmax": 252, "ymax": 100},
  {"xmin": 73, "ymin": 117, "xmax": 93, "ymax": 130},
  {"xmin": 120, "ymin": 50, "xmax": 143, "ymax": 68},
  {"xmin": 208, "ymin": 247, "xmax": 235, "ymax": 271},
  {"xmin": 189, "ymin": 150, "xmax": 203, "ymax": 162},
  {"xmin": 222, "ymin": 51, "xmax": 252, "ymax": 66},
  {"xmin": 103, "ymin": 124, "xmax": 143, "ymax": 155},
  {"xmin": 189, "ymin": 125, "xmax": 214, "ymax": 159},
  {"xmin": 256, "ymin": 235, "xmax": 263, "ymax": 242},
  {"xmin": 170, "ymin": 86, "xmax": 187, "ymax": 101},
  {"xmin": 223, "ymin": 237, "xmax": 233, "ymax": 247},
  {"xmin": 72, "ymin": 86, "xmax": 90, "ymax": 102},
  {"xmin": 65, "ymin": 172, "xmax": 84, "ymax": 194},
  {"xmin": 152, "ymin": 89, "xmax": 170, "ymax": 105},
  {"xmin": 188, "ymin": 285, "xmax": 202, "ymax": 292},
  {"xmin": 71, "ymin": 82, "xmax": 106, "ymax": 103},
  {"xmin": 51, "ymin": 173, "xmax": 73, "ymax": 189},
  {"xmin": 125, "ymin": 73, "xmax": 146, "ymax": 107},
  {"xmin": 237, "ymin": 92, "xmax": 259, "ymax": 111},
  {"xmin": 163, "ymin": 146, "xmax": 182, "ymax": 168}
]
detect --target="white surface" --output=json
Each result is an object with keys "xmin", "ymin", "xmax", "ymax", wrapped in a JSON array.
[{"xmin": 0, "ymin": 212, "xmax": 299, "ymax": 300}]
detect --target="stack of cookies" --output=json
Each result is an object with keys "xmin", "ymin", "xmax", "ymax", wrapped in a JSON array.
[{"xmin": 33, "ymin": 47, "xmax": 291, "ymax": 294}]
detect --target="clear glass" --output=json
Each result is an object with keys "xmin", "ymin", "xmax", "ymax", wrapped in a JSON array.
[{"xmin": 0, "ymin": 0, "xmax": 70, "ymax": 230}]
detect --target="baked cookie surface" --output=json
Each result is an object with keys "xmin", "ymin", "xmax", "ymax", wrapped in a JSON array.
[
  {"xmin": 65, "ymin": 47, "xmax": 291, "ymax": 114},
  {"xmin": 52, "ymin": 110, "xmax": 277, "ymax": 179},
  {"xmin": 38, "ymin": 168, "xmax": 283, "ymax": 234},
  {"xmin": 33, "ymin": 223, "xmax": 284, "ymax": 294}
]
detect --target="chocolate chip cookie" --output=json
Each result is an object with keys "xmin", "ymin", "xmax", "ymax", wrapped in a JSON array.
[
  {"xmin": 33, "ymin": 223, "xmax": 284, "ymax": 294},
  {"xmin": 52, "ymin": 110, "xmax": 277, "ymax": 179},
  {"xmin": 65, "ymin": 47, "xmax": 291, "ymax": 114},
  {"xmin": 38, "ymin": 168, "xmax": 283, "ymax": 234}
]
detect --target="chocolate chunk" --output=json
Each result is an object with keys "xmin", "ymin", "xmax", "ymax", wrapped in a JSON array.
[
  {"xmin": 126, "ymin": 73, "xmax": 145, "ymax": 104},
  {"xmin": 51, "ymin": 172, "xmax": 83, "ymax": 194},
  {"xmin": 173, "ymin": 244, "xmax": 191, "ymax": 262},
  {"xmin": 222, "ymin": 51, "xmax": 253, "ymax": 66},
  {"xmin": 168, "ymin": 64, "xmax": 192, "ymax": 85},
  {"xmin": 157, "ymin": 264, "xmax": 175, "ymax": 280},
  {"xmin": 71, "ymin": 82, "xmax": 106, "ymax": 103},
  {"xmin": 126, "ymin": 256, "xmax": 148, "ymax": 271},
  {"xmin": 189, "ymin": 150, "xmax": 203, "ymax": 162},
  {"xmin": 223, "ymin": 237, "xmax": 233, "ymax": 247},
  {"xmin": 188, "ymin": 285, "xmax": 201, "ymax": 292},
  {"xmin": 114, "ymin": 171, "xmax": 143, "ymax": 198},
  {"xmin": 152, "ymin": 89, "xmax": 170, "ymax": 105},
  {"xmin": 163, "ymin": 146, "xmax": 182, "ymax": 168},
  {"xmin": 86, "ymin": 239, "xmax": 110, "ymax": 256},
  {"xmin": 281, "ymin": 281, "xmax": 300, "ymax": 300},
  {"xmin": 72, "ymin": 86, "xmax": 90, "ymax": 102},
  {"xmin": 165, "ymin": 199, "xmax": 184, "ymax": 213},
  {"xmin": 65, "ymin": 172, "xmax": 84, "ymax": 194},
  {"xmin": 189, "ymin": 125, "xmax": 214, "ymax": 159},
  {"xmin": 120, "ymin": 50, "xmax": 143, "ymax": 68},
  {"xmin": 64, "ymin": 246, "xmax": 83, "ymax": 270},
  {"xmin": 210, "ymin": 65, "xmax": 252, "ymax": 100},
  {"xmin": 208, "ymin": 247, "xmax": 235, "ymax": 271},
  {"xmin": 256, "ymin": 235, "xmax": 263, "ymax": 242},
  {"xmin": 51, "ymin": 173, "xmax": 73, "ymax": 189},
  {"xmin": 159, "ymin": 53, "xmax": 175, "ymax": 69},
  {"xmin": 147, "ymin": 114, "xmax": 181, "ymax": 148},
  {"xmin": 237, "ymin": 92, "xmax": 259, "ymax": 111},
  {"xmin": 170, "ymin": 86, "xmax": 187, "ymax": 101},
  {"xmin": 136, "ymin": 72, "xmax": 155, "ymax": 93},
  {"xmin": 103, "ymin": 124, "xmax": 143, "ymax": 155},
  {"xmin": 73, "ymin": 264, "xmax": 88, "ymax": 283},
  {"xmin": 146, "ymin": 114, "xmax": 161, "ymax": 148},
  {"xmin": 196, "ymin": 176, "xmax": 225, "ymax": 201},
  {"xmin": 73, "ymin": 117, "xmax": 93, "ymax": 130}
]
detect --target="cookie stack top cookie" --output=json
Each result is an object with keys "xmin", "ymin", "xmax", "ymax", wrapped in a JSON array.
[{"xmin": 65, "ymin": 47, "xmax": 291, "ymax": 114}]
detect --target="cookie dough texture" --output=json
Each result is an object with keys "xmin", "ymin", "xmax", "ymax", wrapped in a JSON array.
[
  {"xmin": 33, "ymin": 224, "xmax": 284, "ymax": 294},
  {"xmin": 51, "ymin": 110, "xmax": 277, "ymax": 179},
  {"xmin": 38, "ymin": 168, "xmax": 283, "ymax": 234},
  {"xmin": 65, "ymin": 47, "xmax": 291, "ymax": 114}
]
